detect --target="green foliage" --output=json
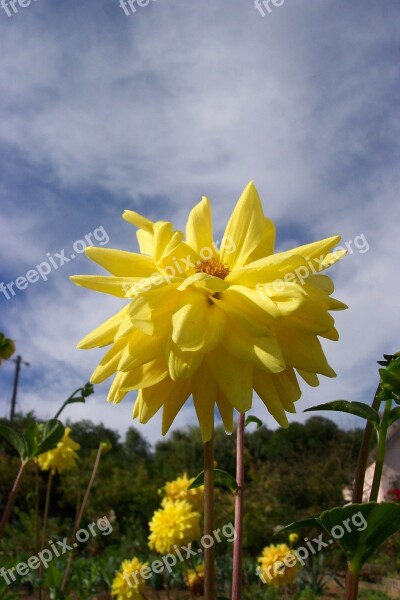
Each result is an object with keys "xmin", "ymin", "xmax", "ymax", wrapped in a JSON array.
[
  {"xmin": 189, "ymin": 468, "xmax": 238, "ymax": 493},
  {"xmin": 0, "ymin": 419, "xmax": 64, "ymax": 461},
  {"xmin": 358, "ymin": 591, "xmax": 391, "ymax": 600},
  {"xmin": 304, "ymin": 401, "xmax": 381, "ymax": 428}
]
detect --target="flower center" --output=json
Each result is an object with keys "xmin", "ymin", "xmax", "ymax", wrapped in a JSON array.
[{"xmin": 196, "ymin": 257, "xmax": 230, "ymax": 280}]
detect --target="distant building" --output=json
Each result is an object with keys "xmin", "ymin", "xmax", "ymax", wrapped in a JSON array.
[{"xmin": 343, "ymin": 422, "xmax": 400, "ymax": 503}]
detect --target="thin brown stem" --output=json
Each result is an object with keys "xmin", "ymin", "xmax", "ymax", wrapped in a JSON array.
[
  {"xmin": 231, "ymin": 412, "xmax": 245, "ymax": 600},
  {"xmin": 344, "ymin": 569, "xmax": 360, "ymax": 600},
  {"xmin": 203, "ymin": 433, "xmax": 215, "ymax": 600},
  {"xmin": 61, "ymin": 443, "xmax": 104, "ymax": 592},
  {"xmin": 0, "ymin": 459, "xmax": 27, "ymax": 538}
]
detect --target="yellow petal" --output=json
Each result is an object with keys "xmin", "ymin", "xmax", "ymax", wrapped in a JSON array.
[
  {"xmin": 254, "ymin": 370, "xmax": 289, "ymax": 428},
  {"xmin": 77, "ymin": 305, "xmax": 129, "ymax": 349},
  {"xmin": 220, "ymin": 181, "xmax": 266, "ymax": 270},
  {"xmin": 223, "ymin": 323, "xmax": 285, "ymax": 373},
  {"xmin": 138, "ymin": 379, "xmax": 176, "ymax": 423},
  {"xmin": 118, "ymin": 331, "xmax": 163, "ymax": 371},
  {"xmin": 272, "ymin": 369, "xmax": 301, "ymax": 411},
  {"xmin": 122, "ymin": 210, "xmax": 154, "ymax": 232},
  {"xmin": 186, "ymin": 196, "xmax": 216, "ymax": 256},
  {"xmin": 162, "ymin": 380, "xmax": 192, "ymax": 435},
  {"xmin": 70, "ymin": 275, "xmax": 141, "ymax": 298},
  {"xmin": 121, "ymin": 359, "xmax": 168, "ymax": 391},
  {"xmin": 192, "ymin": 365, "xmax": 217, "ymax": 442},
  {"xmin": 171, "ymin": 293, "xmax": 226, "ymax": 353},
  {"xmin": 205, "ymin": 351, "xmax": 253, "ymax": 412},
  {"xmin": 177, "ymin": 272, "xmax": 230, "ymax": 293},
  {"xmin": 277, "ymin": 328, "xmax": 336, "ymax": 377},
  {"xmin": 297, "ymin": 370, "xmax": 319, "ymax": 387},
  {"xmin": 167, "ymin": 342, "xmax": 203, "ymax": 381},
  {"xmin": 243, "ymin": 217, "xmax": 276, "ymax": 264},
  {"xmin": 91, "ymin": 339, "xmax": 126, "ymax": 383},
  {"xmin": 127, "ymin": 285, "xmax": 179, "ymax": 336},
  {"xmin": 85, "ymin": 247, "xmax": 157, "ymax": 277},
  {"xmin": 172, "ymin": 299, "xmax": 207, "ymax": 351},
  {"xmin": 216, "ymin": 392, "xmax": 234, "ymax": 435}
]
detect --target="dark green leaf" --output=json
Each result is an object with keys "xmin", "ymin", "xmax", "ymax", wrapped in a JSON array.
[
  {"xmin": 0, "ymin": 423, "xmax": 28, "ymax": 459},
  {"xmin": 245, "ymin": 415, "xmax": 263, "ymax": 429},
  {"xmin": 304, "ymin": 401, "xmax": 380, "ymax": 427},
  {"xmin": 34, "ymin": 420, "xmax": 64, "ymax": 457},
  {"xmin": 275, "ymin": 516, "xmax": 320, "ymax": 535},
  {"xmin": 318, "ymin": 502, "xmax": 400, "ymax": 572},
  {"xmin": 24, "ymin": 422, "xmax": 39, "ymax": 457},
  {"xmin": 188, "ymin": 469, "xmax": 238, "ymax": 494}
]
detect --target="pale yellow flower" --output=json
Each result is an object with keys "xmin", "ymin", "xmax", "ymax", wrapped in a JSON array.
[
  {"xmin": 71, "ymin": 182, "xmax": 346, "ymax": 442},
  {"xmin": 111, "ymin": 557, "xmax": 148, "ymax": 600},
  {"xmin": 257, "ymin": 543, "xmax": 299, "ymax": 587},
  {"xmin": 36, "ymin": 427, "xmax": 80, "ymax": 474},
  {"xmin": 164, "ymin": 473, "xmax": 204, "ymax": 512},
  {"xmin": 148, "ymin": 499, "xmax": 201, "ymax": 555}
]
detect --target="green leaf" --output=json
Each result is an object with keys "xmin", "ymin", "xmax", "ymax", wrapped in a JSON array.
[
  {"xmin": 24, "ymin": 422, "xmax": 39, "ymax": 457},
  {"xmin": 0, "ymin": 423, "xmax": 28, "ymax": 459},
  {"xmin": 275, "ymin": 516, "xmax": 320, "ymax": 535},
  {"xmin": 304, "ymin": 401, "xmax": 380, "ymax": 427},
  {"xmin": 245, "ymin": 415, "xmax": 263, "ymax": 429},
  {"xmin": 188, "ymin": 469, "xmax": 238, "ymax": 494},
  {"xmin": 317, "ymin": 502, "xmax": 400, "ymax": 572},
  {"xmin": 34, "ymin": 420, "xmax": 64, "ymax": 457},
  {"xmin": 388, "ymin": 407, "xmax": 400, "ymax": 426},
  {"xmin": 44, "ymin": 565, "xmax": 64, "ymax": 594}
]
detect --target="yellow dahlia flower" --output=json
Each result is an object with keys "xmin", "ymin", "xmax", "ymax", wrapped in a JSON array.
[
  {"xmin": 36, "ymin": 427, "xmax": 80, "ymax": 474},
  {"xmin": 163, "ymin": 473, "xmax": 204, "ymax": 511},
  {"xmin": 111, "ymin": 557, "xmax": 148, "ymax": 600},
  {"xmin": 257, "ymin": 543, "xmax": 299, "ymax": 587},
  {"xmin": 148, "ymin": 498, "xmax": 201, "ymax": 554},
  {"xmin": 184, "ymin": 562, "xmax": 204, "ymax": 596},
  {"xmin": 71, "ymin": 182, "xmax": 346, "ymax": 442}
]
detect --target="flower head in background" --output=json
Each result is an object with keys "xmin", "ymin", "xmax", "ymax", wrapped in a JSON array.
[
  {"xmin": 36, "ymin": 427, "xmax": 80, "ymax": 474},
  {"xmin": 0, "ymin": 333, "xmax": 15, "ymax": 366},
  {"xmin": 184, "ymin": 562, "xmax": 204, "ymax": 597},
  {"xmin": 148, "ymin": 498, "xmax": 201, "ymax": 554},
  {"xmin": 289, "ymin": 532, "xmax": 299, "ymax": 545},
  {"xmin": 257, "ymin": 543, "xmax": 299, "ymax": 587},
  {"xmin": 71, "ymin": 182, "xmax": 346, "ymax": 442},
  {"xmin": 111, "ymin": 557, "xmax": 147, "ymax": 600},
  {"xmin": 163, "ymin": 473, "xmax": 204, "ymax": 512}
]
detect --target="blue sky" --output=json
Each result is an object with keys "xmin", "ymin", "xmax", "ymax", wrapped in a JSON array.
[{"xmin": 0, "ymin": 0, "xmax": 399, "ymax": 444}]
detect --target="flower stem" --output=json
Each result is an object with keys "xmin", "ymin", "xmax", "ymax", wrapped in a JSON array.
[
  {"xmin": 204, "ymin": 433, "xmax": 215, "ymax": 600},
  {"xmin": 352, "ymin": 385, "xmax": 381, "ymax": 502},
  {"xmin": 0, "ymin": 459, "xmax": 27, "ymax": 539},
  {"xmin": 61, "ymin": 443, "xmax": 104, "ymax": 592},
  {"xmin": 344, "ymin": 568, "xmax": 360, "ymax": 600},
  {"xmin": 231, "ymin": 412, "xmax": 245, "ymax": 600},
  {"xmin": 369, "ymin": 399, "xmax": 392, "ymax": 502}
]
